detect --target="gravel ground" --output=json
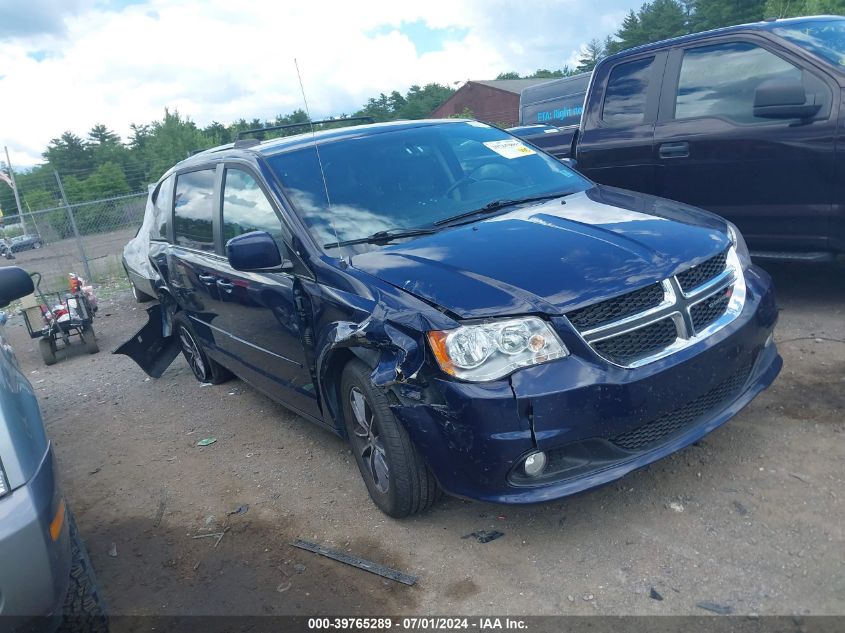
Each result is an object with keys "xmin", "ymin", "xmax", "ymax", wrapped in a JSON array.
[{"xmin": 4, "ymin": 261, "xmax": 843, "ymax": 617}]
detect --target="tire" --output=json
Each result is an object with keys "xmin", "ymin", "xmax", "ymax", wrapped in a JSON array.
[
  {"xmin": 80, "ymin": 326, "xmax": 99, "ymax": 354},
  {"xmin": 173, "ymin": 313, "xmax": 232, "ymax": 384},
  {"xmin": 131, "ymin": 283, "xmax": 154, "ymax": 304},
  {"xmin": 32, "ymin": 240, "xmax": 42, "ymax": 249},
  {"xmin": 340, "ymin": 359, "xmax": 441, "ymax": 518},
  {"xmin": 58, "ymin": 511, "xmax": 109, "ymax": 633},
  {"xmin": 40, "ymin": 337, "xmax": 57, "ymax": 365}
]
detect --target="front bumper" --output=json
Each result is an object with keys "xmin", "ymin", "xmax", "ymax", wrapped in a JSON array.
[
  {"xmin": 394, "ymin": 265, "xmax": 781, "ymax": 504},
  {"xmin": 0, "ymin": 444, "xmax": 71, "ymax": 623}
]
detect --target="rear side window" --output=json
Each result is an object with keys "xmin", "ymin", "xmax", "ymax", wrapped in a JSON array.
[
  {"xmin": 174, "ymin": 169, "xmax": 216, "ymax": 252},
  {"xmin": 221, "ymin": 169, "xmax": 282, "ymax": 243},
  {"xmin": 675, "ymin": 42, "xmax": 802, "ymax": 123},
  {"xmin": 602, "ymin": 57, "xmax": 654, "ymax": 126},
  {"xmin": 151, "ymin": 175, "xmax": 173, "ymax": 240}
]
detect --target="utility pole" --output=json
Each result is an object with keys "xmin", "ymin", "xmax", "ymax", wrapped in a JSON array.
[
  {"xmin": 54, "ymin": 170, "xmax": 93, "ymax": 283},
  {"xmin": 3, "ymin": 146, "xmax": 28, "ymax": 234}
]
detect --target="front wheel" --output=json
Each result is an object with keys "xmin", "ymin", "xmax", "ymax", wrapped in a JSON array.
[
  {"xmin": 39, "ymin": 337, "xmax": 57, "ymax": 365},
  {"xmin": 58, "ymin": 511, "xmax": 109, "ymax": 633},
  {"xmin": 173, "ymin": 313, "xmax": 231, "ymax": 384},
  {"xmin": 340, "ymin": 359, "xmax": 441, "ymax": 518}
]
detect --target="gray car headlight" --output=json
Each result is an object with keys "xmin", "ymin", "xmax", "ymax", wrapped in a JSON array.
[
  {"xmin": 428, "ymin": 317, "xmax": 569, "ymax": 381},
  {"xmin": 727, "ymin": 221, "xmax": 751, "ymax": 269}
]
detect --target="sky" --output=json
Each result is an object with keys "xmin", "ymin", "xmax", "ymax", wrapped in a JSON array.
[{"xmin": 0, "ymin": 0, "xmax": 635, "ymax": 167}]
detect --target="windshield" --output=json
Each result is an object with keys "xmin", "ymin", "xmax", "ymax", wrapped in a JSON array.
[
  {"xmin": 773, "ymin": 18, "xmax": 845, "ymax": 68},
  {"xmin": 267, "ymin": 122, "xmax": 591, "ymax": 252}
]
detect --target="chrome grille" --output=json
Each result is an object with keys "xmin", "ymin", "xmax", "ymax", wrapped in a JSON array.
[
  {"xmin": 677, "ymin": 250, "xmax": 728, "ymax": 293},
  {"xmin": 565, "ymin": 247, "xmax": 744, "ymax": 368},
  {"xmin": 610, "ymin": 359, "xmax": 754, "ymax": 450},
  {"xmin": 567, "ymin": 283, "xmax": 664, "ymax": 330}
]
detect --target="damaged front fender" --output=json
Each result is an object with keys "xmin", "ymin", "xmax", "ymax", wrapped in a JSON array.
[{"xmin": 317, "ymin": 300, "xmax": 456, "ymax": 389}]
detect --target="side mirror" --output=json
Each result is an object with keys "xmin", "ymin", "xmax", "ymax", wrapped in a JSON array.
[
  {"xmin": 560, "ymin": 157, "xmax": 579, "ymax": 170},
  {"xmin": 754, "ymin": 79, "xmax": 821, "ymax": 120},
  {"xmin": 226, "ymin": 231, "xmax": 293, "ymax": 273},
  {"xmin": 0, "ymin": 267, "xmax": 35, "ymax": 308}
]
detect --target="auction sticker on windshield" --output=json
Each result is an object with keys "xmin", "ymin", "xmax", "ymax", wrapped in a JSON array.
[{"xmin": 483, "ymin": 139, "xmax": 536, "ymax": 159}]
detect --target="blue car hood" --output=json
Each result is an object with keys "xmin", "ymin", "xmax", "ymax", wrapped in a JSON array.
[{"xmin": 350, "ymin": 186, "xmax": 730, "ymax": 319}]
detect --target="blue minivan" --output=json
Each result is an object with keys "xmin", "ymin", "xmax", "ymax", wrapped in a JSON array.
[{"xmin": 121, "ymin": 119, "xmax": 781, "ymax": 517}]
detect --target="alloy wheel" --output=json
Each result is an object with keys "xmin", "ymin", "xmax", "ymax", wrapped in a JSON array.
[
  {"xmin": 178, "ymin": 325, "xmax": 206, "ymax": 381},
  {"xmin": 349, "ymin": 387, "xmax": 390, "ymax": 494}
]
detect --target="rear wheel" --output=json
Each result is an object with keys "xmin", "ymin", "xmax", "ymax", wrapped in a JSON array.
[
  {"xmin": 173, "ymin": 313, "xmax": 231, "ymax": 384},
  {"xmin": 58, "ymin": 510, "xmax": 109, "ymax": 633},
  {"xmin": 80, "ymin": 326, "xmax": 99, "ymax": 354},
  {"xmin": 39, "ymin": 337, "xmax": 57, "ymax": 365},
  {"xmin": 341, "ymin": 359, "xmax": 441, "ymax": 517}
]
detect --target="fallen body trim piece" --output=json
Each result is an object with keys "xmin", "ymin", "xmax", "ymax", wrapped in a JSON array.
[
  {"xmin": 112, "ymin": 304, "xmax": 180, "ymax": 378},
  {"xmin": 291, "ymin": 539, "xmax": 417, "ymax": 586}
]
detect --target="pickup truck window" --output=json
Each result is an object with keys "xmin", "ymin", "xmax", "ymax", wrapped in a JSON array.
[
  {"xmin": 773, "ymin": 19, "xmax": 845, "ymax": 68},
  {"xmin": 675, "ymin": 42, "xmax": 800, "ymax": 123},
  {"xmin": 221, "ymin": 169, "xmax": 283, "ymax": 244},
  {"xmin": 173, "ymin": 169, "xmax": 216, "ymax": 252},
  {"xmin": 602, "ymin": 57, "xmax": 654, "ymax": 127}
]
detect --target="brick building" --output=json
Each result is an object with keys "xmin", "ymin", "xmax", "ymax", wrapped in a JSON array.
[{"xmin": 430, "ymin": 79, "xmax": 551, "ymax": 127}]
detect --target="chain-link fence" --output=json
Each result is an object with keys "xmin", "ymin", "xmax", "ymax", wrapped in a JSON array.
[{"xmin": 0, "ymin": 191, "xmax": 146, "ymax": 294}]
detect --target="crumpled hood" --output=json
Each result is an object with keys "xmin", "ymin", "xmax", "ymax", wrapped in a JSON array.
[{"xmin": 350, "ymin": 186, "xmax": 731, "ymax": 319}]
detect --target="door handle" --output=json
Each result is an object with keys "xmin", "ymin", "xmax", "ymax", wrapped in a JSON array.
[
  {"xmin": 659, "ymin": 141, "xmax": 689, "ymax": 159},
  {"xmin": 198, "ymin": 274, "xmax": 216, "ymax": 285},
  {"xmin": 216, "ymin": 280, "xmax": 235, "ymax": 293}
]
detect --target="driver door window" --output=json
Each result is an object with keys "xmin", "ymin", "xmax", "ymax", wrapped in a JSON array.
[{"xmin": 221, "ymin": 169, "xmax": 283, "ymax": 245}]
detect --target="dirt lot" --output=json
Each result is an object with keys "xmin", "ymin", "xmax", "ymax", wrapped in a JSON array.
[{"xmin": 4, "ymin": 262, "xmax": 843, "ymax": 618}]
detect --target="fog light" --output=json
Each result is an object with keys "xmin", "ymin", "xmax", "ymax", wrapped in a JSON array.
[{"xmin": 523, "ymin": 452, "xmax": 547, "ymax": 477}]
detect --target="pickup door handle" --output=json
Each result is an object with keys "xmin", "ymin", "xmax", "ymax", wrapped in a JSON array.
[
  {"xmin": 659, "ymin": 141, "xmax": 690, "ymax": 159},
  {"xmin": 216, "ymin": 280, "xmax": 235, "ymax": 293},
  {"xmin": 197, "ymin": 274, "xmax": 217, "ymax": 285}
]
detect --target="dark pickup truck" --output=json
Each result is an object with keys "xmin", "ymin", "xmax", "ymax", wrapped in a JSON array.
[{"xmin": 510, "ymin": 15, "xmax": 845, "ymax": 261}]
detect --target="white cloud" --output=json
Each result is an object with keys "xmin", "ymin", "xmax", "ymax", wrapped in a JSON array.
[{"xmin": 0, "ymin": 0, "xmax": 632, "ymax": 167}]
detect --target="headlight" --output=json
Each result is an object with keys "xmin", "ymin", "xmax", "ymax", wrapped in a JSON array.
[
  {"xmin": 726, "ymin": 222, "xmax": 751, "ymax": 269},
  {"xmin": 427, "ymin": 317, "xmax": 568, "ymax": 381}
]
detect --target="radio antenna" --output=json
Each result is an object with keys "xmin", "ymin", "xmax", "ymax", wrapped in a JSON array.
[{"xmin": 294, "ymin": 58, "xmax": 341, "ymax": 250}]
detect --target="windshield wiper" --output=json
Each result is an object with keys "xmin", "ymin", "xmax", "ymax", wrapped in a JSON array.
[
  {"xmin": 434, "ymin": 192, "xmax": 571, "ymax": 227},
  {"xmin": 324, "ymin": 227, "xmax": 438, "ymax": 249}
]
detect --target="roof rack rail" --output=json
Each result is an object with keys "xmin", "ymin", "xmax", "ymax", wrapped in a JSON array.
[{"xmin": 234, "ymin": 116, "xmax": 375, "ymax": 141}]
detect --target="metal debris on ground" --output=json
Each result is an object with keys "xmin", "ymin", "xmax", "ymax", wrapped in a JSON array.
[
  {"xmin": 462, "ymin": 530, "xmax": 504, "ymax": 544},
  {"xmin": 291, "ymin": 539, "xmax": 417, "ymax": 586},
  {"xmin": 191, "ymin": 528, "xmax": 229, "ymax": 548},
  {"xmin": 696, "ymin": 601, "xmax": 733, "ymax": 615},
  {"xmin": 196, "ymin": 437, "xmax": 217, "ymax": 447},
  {"xmin": 649, "ymin": 587, "xmax": 663, "ymax": 601},
  {"xmin": 227, "ymin": 504, "xmax": 249, "ymax": 516}
]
